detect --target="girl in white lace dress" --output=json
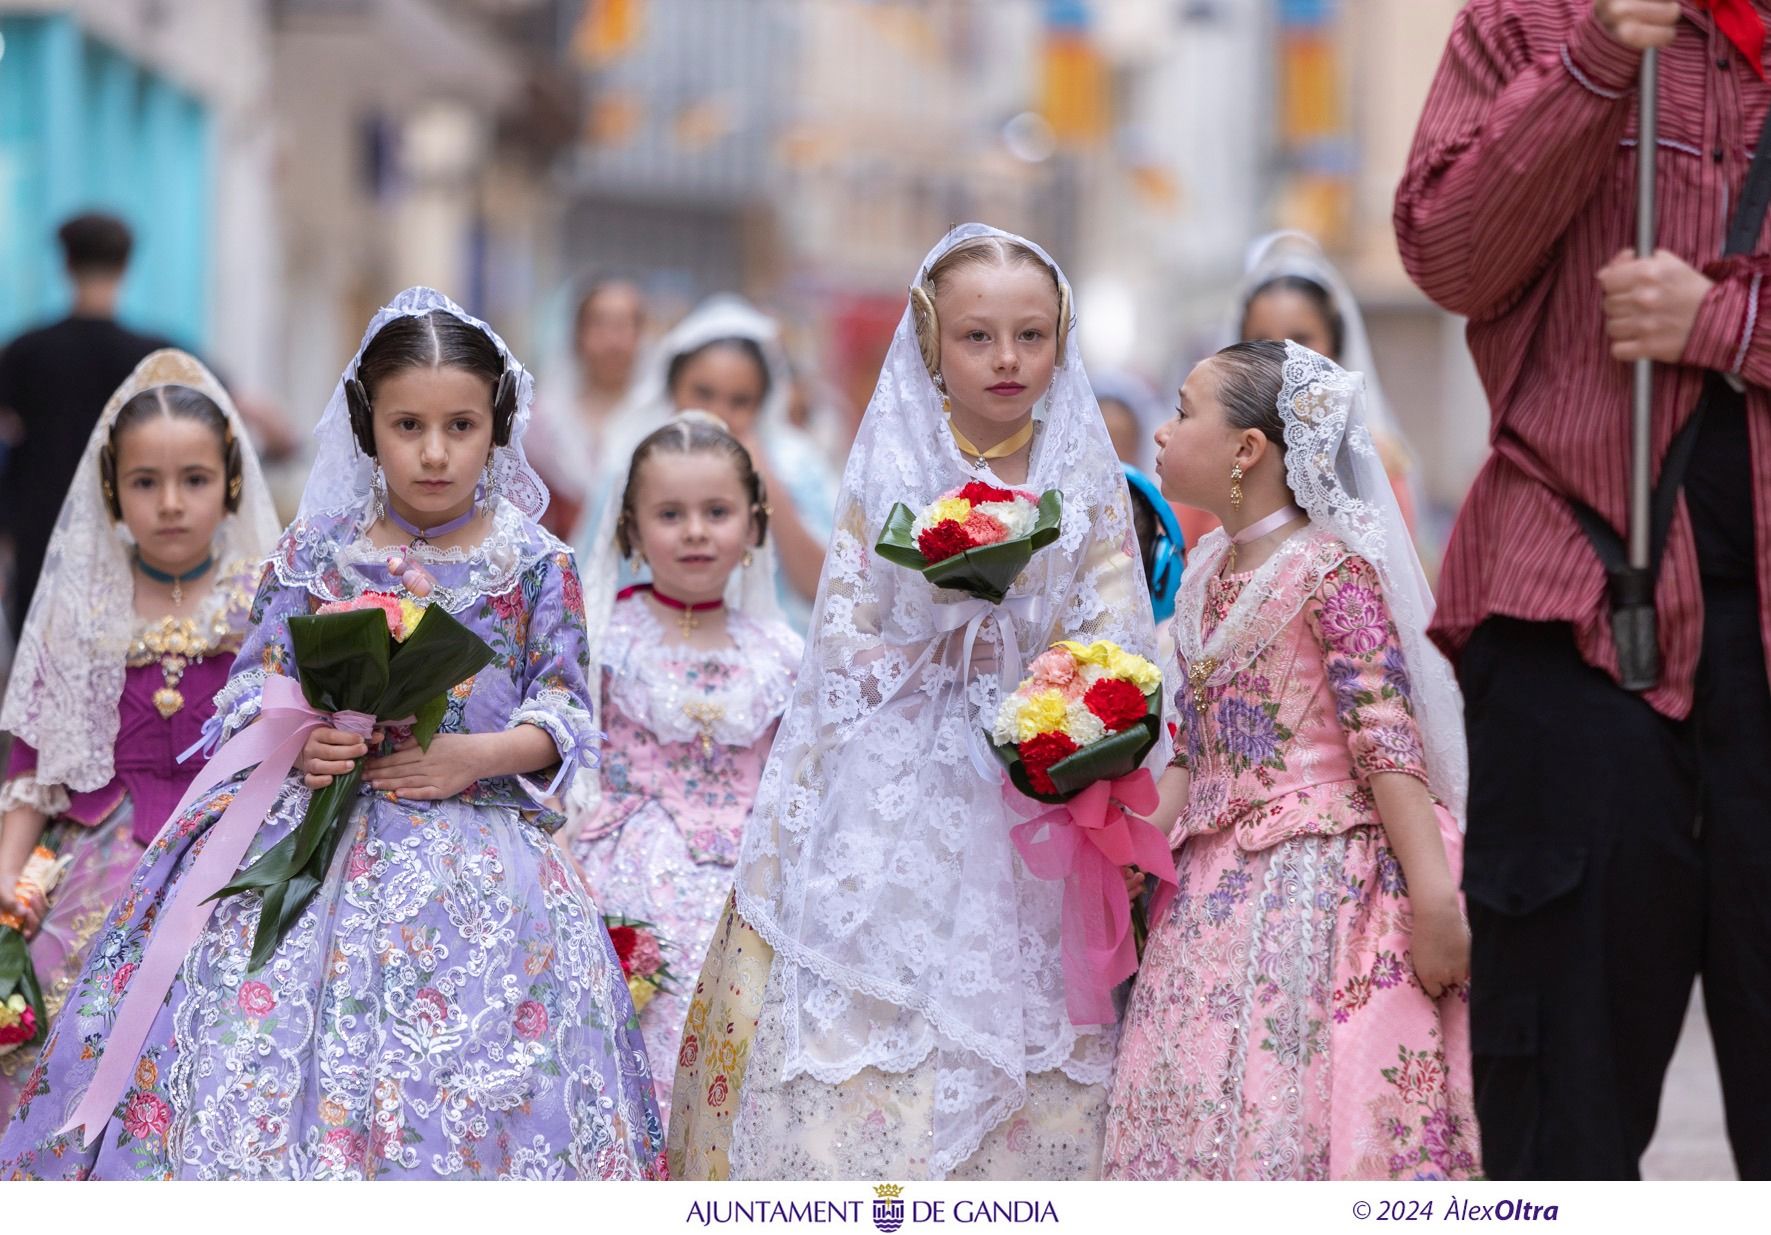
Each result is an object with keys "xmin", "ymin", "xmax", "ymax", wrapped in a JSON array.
[{"xmin": 706, "ymin": 225, "xmax": 1159, "ymax": 1182}]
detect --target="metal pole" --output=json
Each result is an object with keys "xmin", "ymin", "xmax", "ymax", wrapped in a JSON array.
[
  {"xmin": 1631, "ymin": 48, "xmax": 1658, "ymax": 571},
  {"xmin": 1617, "ymin": 47, "xmax": 1660, "ymax": 690}
]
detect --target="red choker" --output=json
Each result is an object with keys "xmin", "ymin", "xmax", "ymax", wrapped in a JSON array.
[{"xmin": 619, "ymin": 583, "xmax": 724, "ymax": 635}]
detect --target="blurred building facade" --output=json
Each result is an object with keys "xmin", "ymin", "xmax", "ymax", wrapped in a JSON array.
[{"xmin": 0, "ymin": 0, "xmax": 1489, "ymax": 521}]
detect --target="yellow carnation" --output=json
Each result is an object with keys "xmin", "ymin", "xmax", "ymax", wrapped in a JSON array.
[
  {"xmin": 928, "ymin": 496, "xmax": 973, "ymax": 526},
  {"xmin": 1106, "ymin": 647, "xmax": 1162, "ymax": 694},
  {"xmin": 1014, "ymin": 688, "xmax": 1072, "ymax": 743},
  {"xmin": 397, "ymin": 599, "xmax": 427, "ymax": 641},
  {"xmin": 1055, "ymin": 639, "xmax": 1114, "ymax": 668},
  {"xmin": 628, "ymin": 974, "xmax": 657, "ymax": 1014}
]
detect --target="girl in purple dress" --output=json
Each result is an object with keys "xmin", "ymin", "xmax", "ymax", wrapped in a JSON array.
[
  {"xmin": 0, "ymin": 289, "xmax": 663, "ymax": 1179},
  {"xmin": 0, "ymin": 350, "xmax": 278, "ymax": 1131}
]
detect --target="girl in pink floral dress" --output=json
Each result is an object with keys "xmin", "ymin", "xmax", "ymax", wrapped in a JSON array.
[
  {"xmin": 1103, "ymin": 340, "xmax": 1478, "ymax": 1180},
  {"xmin": 568, "ymin": 413, "xmax": 799, "ymax": 1132}
]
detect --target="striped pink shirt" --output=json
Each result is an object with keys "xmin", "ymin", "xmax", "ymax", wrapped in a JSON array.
[{"xmin": 1397, "ymin": 0, "xmax": 1771, "ymax": 720}]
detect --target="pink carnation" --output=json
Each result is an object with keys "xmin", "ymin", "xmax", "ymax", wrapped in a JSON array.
[
  {"xmin": 960, "ymin": 509, "xmax": 1009, "ymax": 547},
  {"xmin": 626, "ymin": 930, "xmax": 665, "ymax": 978},
  {"xmin": 318, "ymin": 591, "xmax": 407, "ymax": 639},
  {"xmin": 1028, "ymin": 648, "xmax": 1078, "ymax": 689}
]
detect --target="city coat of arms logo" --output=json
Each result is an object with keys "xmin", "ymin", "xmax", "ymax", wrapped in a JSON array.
[{"xmin": 871, "ymin": 1183, "xmax": 906, "ymax": 1233}]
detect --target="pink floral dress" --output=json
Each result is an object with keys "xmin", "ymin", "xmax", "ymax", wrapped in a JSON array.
[
  {"xmin": 570, "ymin": 594, "xmax": 800, "ymax": 1129},
  {"xmin": 1102, "ymin": 527, "xmax": 1478, "ymax": 1180}
]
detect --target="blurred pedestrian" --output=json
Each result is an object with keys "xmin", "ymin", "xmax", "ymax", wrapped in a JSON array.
[
  {"xmin": 1397, "ymin": 0, "xmax": 1771, "ymax": 1179},
  {"xmin": 0, "ymin": 214, "xmax": 178, "ymax": 639},
  {"xmin": 529, "ymin": 276, "xmax": 649, "ymax": 538}
]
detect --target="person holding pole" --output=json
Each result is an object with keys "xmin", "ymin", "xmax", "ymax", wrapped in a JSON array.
[{"xmin": 1397, "ymin": 0, "xmax": 1771, "ymax": 1180}]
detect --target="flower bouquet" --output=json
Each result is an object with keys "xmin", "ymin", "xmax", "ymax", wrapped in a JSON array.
[
  {"xmin": 604, "ymin": 915, "xmax": 676, "ymax": 1014},
  {"xmin": 0, "ymin": 844, "xmax": 71, "ymax": 1058},
  {"xmin": 989, "ymin": 640, "xmax": 1177, "ymax": 1026},
  {"xmin": 876, "ymin": 481, "xmax": 1062, "ymax": 604},
  {"xmin": 214, "ymin": 591, "xmax": 495, "ymax": 971}
]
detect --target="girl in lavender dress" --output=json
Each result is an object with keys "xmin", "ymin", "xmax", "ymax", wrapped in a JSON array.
[
  {"xmin": 0, "ymin": 351, "xmax": 278, "ymax": 1132},
  {"xmin": 567, "ymin": 412, "xmax": 800, "ymax": 1134},
  {"xmin": 0, "ymin": 289, "xmax": 663, "ymax": 1180}
]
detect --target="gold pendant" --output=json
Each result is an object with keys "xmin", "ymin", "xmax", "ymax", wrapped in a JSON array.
[
  {"xmin": 153, "ymin": 686, "xmax": 185, "ymax": 719},
  {"xmin": 679, "ymin": 608, "xmax": 698, "ymax": 638},
  {"xmin": 1187, "ymin": 657, "xmax": 1220, "ymax": 716},
  {"xmin": 682, "ymin": 700, "xmax": 725, "ymax": 756}
]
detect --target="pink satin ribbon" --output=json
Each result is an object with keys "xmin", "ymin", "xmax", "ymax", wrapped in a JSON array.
[
  {"xmin": 59, "ymin": 675, "xmax": 375, "ymax": 1146},
  {"xmin": 1007, "ymin": 767, "xmax": 1178, "ymax": 1027}
]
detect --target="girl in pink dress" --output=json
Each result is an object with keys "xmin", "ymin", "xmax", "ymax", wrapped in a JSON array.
[
  {"xmin": 1102, "ymin": 340, "xmax": 1479, "ymax": 1180},
  {"xmin": 0, "ymin": 351, "xmax": 278, "ymax": 1129},
  {"xmin": 568, "ymin": 413, "xmax": 799, "ymax": 1131}
]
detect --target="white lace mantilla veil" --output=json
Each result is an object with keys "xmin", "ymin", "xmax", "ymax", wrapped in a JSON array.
[
  {"xmin": 1235, "ymin": 230, "xmax": 1425, "ymax": 516},
  {"xmin": 296, "ymin": 286, "xmax": 548, "ymax": 524},
  {"xmin": 567, "ymin": 293, "xmax": 798, "ymax": 559},
  {"xmin": 567, "ymin": 409, "xmax": 787, "ymax": 817},
  {"xmin": 731, "ymin": 223, "xmax": 1160, "ymax": 1175},
  {"xmin": 1178, "ymin": 342, "xmax": 1467, "ymax": 823},
  {"xmin": 0, "ymin": 350, "xmax": 281, "ymax": 792}
]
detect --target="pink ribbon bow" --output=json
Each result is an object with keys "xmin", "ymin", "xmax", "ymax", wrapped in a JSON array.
[
  {"xmin": 1007, "ymin": 768, "xmax": 1178, "ymax": 1027},
  {"xmin": 60, "ymin": 675, "xmax": 376, "ymax": 1146}
]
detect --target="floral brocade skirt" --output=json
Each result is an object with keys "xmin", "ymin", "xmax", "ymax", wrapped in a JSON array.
[
  {"xmin": 0, "ymin": 804, "xmax": 144, "ymax": 1135},
  {"xmin": 0, "ymin": 785, "xmax": 664, "ymax": 1180},
  {"xmin": 1102, "ymin": 817, "xmax": 1480, "ymax": 1180}
]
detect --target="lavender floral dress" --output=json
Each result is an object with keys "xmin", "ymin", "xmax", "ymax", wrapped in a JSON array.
[
  {"xmin": 0, "ymin": 499, "xmax": 664, "ymax": 1179},
  {"xmin": 1103, "ymin": 531, "xmax": 1478, "ymax": 1180}
]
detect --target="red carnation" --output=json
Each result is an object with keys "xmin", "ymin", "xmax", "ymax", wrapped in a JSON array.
[
  {"xmin": 608, "ymin": 924, "xmax": 640, "ymax": 976},
  {"xmin": 1084, "ymin": 677, "xmax": 1148, "ymax": 733},
  {"xmin": 1019, "ymin": 730, "xmax": 1080, "ymax": 796},
  {"xmin": 957, "ymin": 481, "xmax": 1016, "ymax": 505},
  {"xmin": 916, "ymin": 519, "xmax": 975, "ymax": 564}
]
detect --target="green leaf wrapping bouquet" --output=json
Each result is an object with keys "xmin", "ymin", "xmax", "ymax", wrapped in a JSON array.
[
  {"xmin": 875, "ymin": 481, "xmax": 1063, "ymax": 605},
  {"xmin": 214, "ymin": 593, "xmax": 495, "ymax": 971}
]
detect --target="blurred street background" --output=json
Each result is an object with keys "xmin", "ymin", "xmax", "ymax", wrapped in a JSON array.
[{"xmin": 0, "ymin": 0, "xmax": 1739, "ymax": 1177}]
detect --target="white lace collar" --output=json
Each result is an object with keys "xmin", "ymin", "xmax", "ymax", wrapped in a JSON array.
[
  {"xmin": 271, "ymin": 494, "xmax": 566, "ymax": 613},
  {"xmin": 601, "ymin": 594, "xmax": 800, "ymax": 748}
]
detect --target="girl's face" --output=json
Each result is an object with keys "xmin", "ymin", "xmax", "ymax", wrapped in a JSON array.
[
  {"xmin": 1242, "ymin": 287, "xmax": 1336, "ymax": 361},
  {"xmin": 371, "ymin": 365, "xmax": 496, "ymax": 524},
  {"xmin": 669, "ymin": 345, "xmax": 767, "ymax": 440},
  {"xmin": 1153, "ymin": 359, "xmax": 1241, "ymax": 512},
  {"xmin": 114, "ymin": 414, "xmax": 229, "ymax": 574},
  {"xmin": 628, "ymin": 449, "xmax": 756, "ymax": 606},
  {"xmin": 935, "ymin": 262, "xmax": 1059, "ymax": 431}
]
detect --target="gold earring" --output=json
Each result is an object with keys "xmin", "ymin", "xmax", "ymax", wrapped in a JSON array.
[
  {"xmin": 1229, "ymin": 462, "xmax": 1244, "ymax": 511},
  {"xmin": 228, "ymin": 474, "xmax": 242, "ymax": 502},
  {"xmin": 936, "ymin": 373, "xmax": 951, "ymax": 414},
  {"xmin": 742, "ymin": 549, "xmax": 754, "ymax": 568}
]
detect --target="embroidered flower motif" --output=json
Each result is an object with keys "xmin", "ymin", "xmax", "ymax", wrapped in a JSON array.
[
  {"xmin": 237, "ymin": 980, "xmax": 276, "ymax": 1018},
  {"xmin": 121, "ymin": 1090, "xmax": 172, "ymax": 1140},
  {"xmin": 513, "ymin": 1000, "xmax": 549, "ymax": 1040},
  {"xmin": 1317, "ymin": 580, "xmax": 1388, "ymax": 656}
]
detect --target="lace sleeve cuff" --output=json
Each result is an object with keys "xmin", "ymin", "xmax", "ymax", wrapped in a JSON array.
[
  {"xmin": 509, "ymin": 687, "xmax": 602, "ymax": 833},
  {"xmin": 0, "ymin": 774, "xmax": 71, "ymax": 818},
  {"xmin": 214, "ymin": 668, "xmax": 270, "ymax": 741}
]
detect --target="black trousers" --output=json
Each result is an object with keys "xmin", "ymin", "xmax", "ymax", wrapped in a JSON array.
[{"xmin": 1460, "ymin": 584, "xmax": 1771, "ymax": 1179}]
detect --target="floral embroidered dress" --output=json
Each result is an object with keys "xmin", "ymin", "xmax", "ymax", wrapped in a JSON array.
[
  {"xmin": 570, "ymin": 592, "xmax": 800, "ymax": 1128},
  {"xmin": 0, "ymin": 498, "xmax": 664, "ymax": 1179},
  {"xmin": 1102, "ymin": 526, "xmax": 1478, "ymax": 1180},
  {"xmin": 0, "ymin": 562, "xmax": 257, "ymax": 1127}
]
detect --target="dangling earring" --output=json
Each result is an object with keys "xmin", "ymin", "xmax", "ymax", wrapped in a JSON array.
[
  {"xmin": 935, "ymin": 373, "xmax": 951, "ymax": 414},
  {"xmin": 742, "ymin": 549, "xmax": 754, "ymax": 568},
  {"xmin": 1229, "ymin": 462, "xmax": 1244, "ymax": 511},
  {"xmin": 482, "ymin": 454, "xmax": 495, "ymax": 500},
  {"xmin": 372, "ymin": 461, "xmax": 388, "ymax": 523}
]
